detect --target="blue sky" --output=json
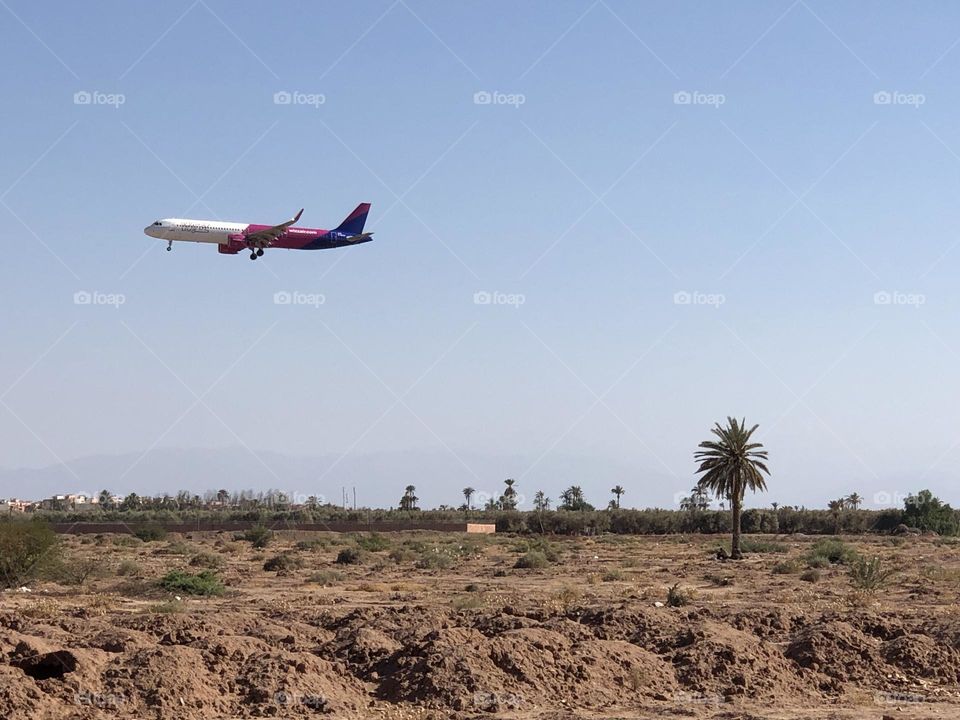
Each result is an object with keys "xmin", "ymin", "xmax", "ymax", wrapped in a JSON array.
[{"xmin": 3, "ymin": 1, "xmax": 960, "ymax": 510}]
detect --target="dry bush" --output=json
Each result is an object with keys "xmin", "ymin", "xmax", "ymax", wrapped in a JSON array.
[
  {"xmin": 848, "ymin": 555, "xmax": 896, "ymax": 591},
  {"xmin": 666, "ymin": 583, "xmax": 694, "ymax": 607},
  {"xmin": 263, "ymin": 553, "xmax": 304, "ymax": 572},
  {"xmin": 20, "ymin": 598, "xmax": 59, "ymax": 619},
  {"xmin": 306, "ymin": 570, "xmax": 343, "ymax": 586}
]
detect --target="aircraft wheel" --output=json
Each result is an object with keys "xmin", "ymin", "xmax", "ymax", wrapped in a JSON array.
[
  {"xmin": 256, "ymin": 248, "xmax": 264, "ymax": 257},
  {"xmin": 249, "ymin": 253, "xmax": 257, "ymax": 260}
]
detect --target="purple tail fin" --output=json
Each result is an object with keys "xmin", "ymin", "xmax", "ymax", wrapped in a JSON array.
[{"xmin": 334, "ymin": 203, "xmax": 370, "ymax": 235}]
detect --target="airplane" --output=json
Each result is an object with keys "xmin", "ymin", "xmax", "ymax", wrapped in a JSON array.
[{"xmin": 143, "ymin": 203, "xmax": 373, "ymax": 260}]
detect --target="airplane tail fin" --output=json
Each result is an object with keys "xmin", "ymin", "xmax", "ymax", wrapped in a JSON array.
[{"xmin": 334, "ymin": 203, "xmax": 370, "ymax": 235}]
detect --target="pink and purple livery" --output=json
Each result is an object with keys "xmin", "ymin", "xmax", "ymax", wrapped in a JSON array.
[{"xmin": 144, "ymin": 203, "xmax": 373, "ymax": 260}]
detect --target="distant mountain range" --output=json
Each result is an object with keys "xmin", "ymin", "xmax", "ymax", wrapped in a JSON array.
[{"xmin": 0, "ymin": 446, "xmax": 682, "ymax": 509}]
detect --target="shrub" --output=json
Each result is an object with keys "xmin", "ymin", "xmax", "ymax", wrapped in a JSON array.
[
  {"xmin": 416, "ymin": 551, "xmax": 454, "ymax": 570},
  {"xmin": 772, "ymin": 560, "xmax": 801, "ymax": 575},
  {"xmin": 306, "ymin": 570, "xmax": 343, "ymax": 585},
  {"xmin": 800, "ymin": 569, "xmax": 821, "ymax": 583},
  {"xmin": 295, "ymin": 539, "xmax": 327, "ymax": 551},
  {"xmin": 807, "ymin": 538, "xmax": 856, "ymax": 566},
  {"xmin": 116, "ymin": 559, "xmax": 141, "ymax": 576},
  {"xmin": 159, "ymin": 569, "xmax": 224, "ymax": 596},
  {"xmin": 388, "ymin": 547, "xmax": 417, "ymax": 564},
  {"xmin": 602, "ymin": 568, "xmax": 626, "ymax": 582},
  {"xmin": 741, "ymin": 538, "xmax": 788, "ymax": 553},
  {"xmin": 807, "ymin": 555, "xmax": 830, "ymax": 569},
  {"xmin": 0, "ymin": 521, "xmax": 60, "ymax": 588},
  {"xmin": 335, "ymin": 548, "xmax": 363, "ymax": 565},
  {"xmin": 354, "ymin": 533, "xmax": 391, "ymax": 552},
  {"xmin": 514, "ymin": 550, "xmax": 549, "ymax": 569},
  {"xmin": 452, "ymin": 593, "xmax": 485, "ymax": 610},
  {"xmin": 263, "ymin": 553, "xmax": 304, "ymax": 572},
  {"xmin": 189, "ymin": 552, "xmax": 224, "ymax": 569},
  {"xmin": 665, "ymin": 583, "xmax": 694, "ymax": 607},
  {"xmin": 133, "ymin": 525, "xmax": 168, "ymax": 542},
  {"xmin": 244, "ymin": 525, "xmax": 273, "ymax": 549},
  {"xmin": 848, "ymin": 556, "xmax": 896, "ymax": 591},
  {"xmin": 517, "ymin": 538, "xmax": 559, "ymax": 562},
  {"xmin": 43, "ymin": 556, "xmax": 105, "ymax": 586}
]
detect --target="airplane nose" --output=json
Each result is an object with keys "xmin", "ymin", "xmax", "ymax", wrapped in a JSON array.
[{"xmin": 144, "ymin": 226, "xmax": 156, "ymax": 237}]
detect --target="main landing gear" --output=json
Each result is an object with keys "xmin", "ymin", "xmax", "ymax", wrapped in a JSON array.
[
  {"xmin": 166, "ymin": 240, "xmax": 173, "ymax": 252},
  {"xmin": 249, "ymin": 248, "xmax": 265, "ymax": 260}
]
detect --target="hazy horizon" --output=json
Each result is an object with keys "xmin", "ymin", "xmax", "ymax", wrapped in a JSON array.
[{"xmin": 4, "ymin": 2, "xmax": 960, "ymax": 512}]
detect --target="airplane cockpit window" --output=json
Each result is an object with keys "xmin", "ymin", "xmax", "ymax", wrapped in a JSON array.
[{"xmin": 153, "ymin": 221, "xmax": 162, "ymax": 226}]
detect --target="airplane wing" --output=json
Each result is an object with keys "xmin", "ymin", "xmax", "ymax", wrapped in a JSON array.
[{"xmin": 244, "ymin": 209, "xmax": 303, "ymax": 246}]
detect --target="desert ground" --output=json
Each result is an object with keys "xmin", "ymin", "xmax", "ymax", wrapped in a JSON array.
[{"xmin": 2, "ymin": 529, "xmax": 959, "ymax": 719}]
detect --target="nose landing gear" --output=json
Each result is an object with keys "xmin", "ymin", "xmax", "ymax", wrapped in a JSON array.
[{"xmin": 166, "ymin": 240, "xmax": 173, "ymax": 252}]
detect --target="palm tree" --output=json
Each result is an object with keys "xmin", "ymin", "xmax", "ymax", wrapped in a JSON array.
[
  {"xmin": 828, "ymin": 498, "xmax": 844, "ymax": 533},
  {"xmin": 462, "ymin": 487, "xmax": 475, "ymax": 511},
  {"xmin": 399, "ymin": 485, "xmax": 419, "ymax": 511},
  {"xmin": 97, "ymin": 489, "xmax": 113, "ymax": 510},
  {"xmin": 610, "ymin": 485, "xmax": 625, "ymax": 509},
  {"xmin": 533, "ymin": 490, "xmax": 550, "ymax": 512},
  {"xmin": 846, "ymin": 492, "xmax": 862, "ymax": 511},
  {"xmin": 501, "ymin": 478, "xmax": 518, "ymax": 510},
  {"xmin": 695, "ymin": 417, "xmax": 770, "ymax": 560},
  {"xmin": 216, "ymin": 488, "xmax": 230, "ymax": 505}
]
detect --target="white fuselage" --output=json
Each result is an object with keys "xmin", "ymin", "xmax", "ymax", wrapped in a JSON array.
[{"xmin": 144, "ymin": 219, "xmax": 248, "ymax": 244}]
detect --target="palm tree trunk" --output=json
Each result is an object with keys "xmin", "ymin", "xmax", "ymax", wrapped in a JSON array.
[{"xmin": 731, "ymin": 495, "xmax": 743, "ymax": 560}]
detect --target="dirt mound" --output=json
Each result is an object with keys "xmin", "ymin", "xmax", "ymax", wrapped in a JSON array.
[
  {"xmin": 670, "ymin": 621, "xmax": 810, "ymax": 699},
  {"xmin": 102, "ymin": 646, "xmax": 232, "ymax": 717},
  {"xmin": 379, "ymin": 624, "xmax": 676, "ymax": 712},
  {"xmin": 881, "ymin": 634, "xmax": 960, "ymax": 683},
  {"xmin": 233, "ymin": 650, "xmax": 370, "ymax": 715},
  {"xmin": 785, "ymin": 620, "xmax": 883, "ymax": 686}
]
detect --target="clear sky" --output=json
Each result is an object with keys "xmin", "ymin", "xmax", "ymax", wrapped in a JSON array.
[{"xmin": 3, "ymin": 0, "xmax": 960, "ymax": 510}]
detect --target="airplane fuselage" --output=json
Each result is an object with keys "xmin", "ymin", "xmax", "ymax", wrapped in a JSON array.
[
  {"xmin": 144, "ymin": 219, "xmax": 368, "ymax": 250},
  {"xmin": 143, "ymin": 203, "xmax": 373, "ymax": 259}
]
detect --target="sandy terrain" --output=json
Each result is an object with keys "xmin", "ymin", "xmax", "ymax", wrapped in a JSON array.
[{"xmin": 2, "ymin": 530, "xmax": 959, "ymax": 719}]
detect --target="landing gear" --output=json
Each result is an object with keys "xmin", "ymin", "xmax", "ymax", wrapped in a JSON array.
[
  {"xmin": 166, "ymin": 240, "xmax": 173, "ymax": 252},
  {"xmin": 249, "ymin": 251, "xmax": 257, "ymax": 260},
  {"xmin": 256, "ymin": 248, "xmax": 264, "ymax": 257}
]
